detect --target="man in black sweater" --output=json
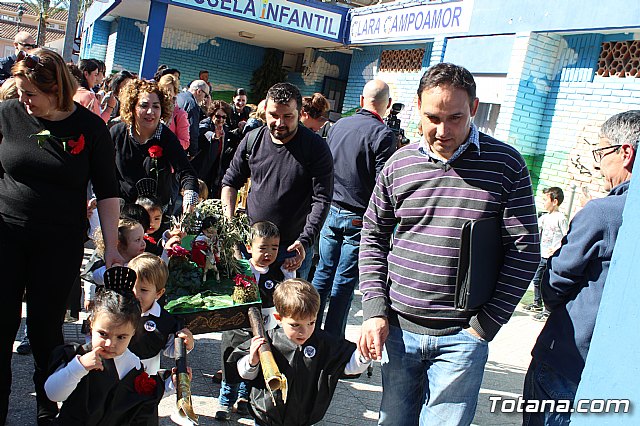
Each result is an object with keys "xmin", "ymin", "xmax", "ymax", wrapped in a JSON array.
[
  {"xmin": 221, "ymin": 83, "xmax": 333, "ymax": 280},
  {"xmin": 312, "ymin": 79, "xmax": 396, "ymax": 338}
]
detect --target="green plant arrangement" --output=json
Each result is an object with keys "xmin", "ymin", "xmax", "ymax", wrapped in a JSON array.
[
  {"xmin": 165, "ymin": 245, "xmax": 204, "ymax": 300},
  {"xmin": 250, "ymin": 48, "xmax": 288, "ymax": 101},
  {"xmin": 182, "ymin": 199, "xmax": 251, "ymax": 278}
]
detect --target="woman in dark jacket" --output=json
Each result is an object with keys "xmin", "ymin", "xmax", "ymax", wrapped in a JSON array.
[
  {"xmin": 0, "ymin": 48, "xmax": 122, "ymax": 423},
  {"xmin": 110, "ymin": 79, "xmax": 199, "ymax": 212},
  {"xmin": 193, "ymin": 100, "xmax": 237, "ymax": 198}
]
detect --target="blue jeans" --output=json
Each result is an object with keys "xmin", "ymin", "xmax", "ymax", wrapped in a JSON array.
[
  {"xmin": 523, "ymin": 359, "xmax": 577, "ymax": 426},
  {"xmin": 218, "ymin": 379, "xmax": 250, "ymax": 407},
  {"xmin": 378, "ymin": 325, "xmax": 489, "ymax": 426},
  {"xmin": 531, "ymin": 258, "xmax": 548, "ymax": 305},
  {"xmin": 312, "ymin": 205, "xmax": 362, "ymax": 338}
]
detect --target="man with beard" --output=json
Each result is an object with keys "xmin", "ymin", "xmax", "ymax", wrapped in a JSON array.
[{"xmin": 221, "ymin": 83, "xmax": 333, "ymax": 279}]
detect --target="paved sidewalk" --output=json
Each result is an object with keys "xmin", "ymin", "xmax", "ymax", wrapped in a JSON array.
[{"xmin": 7, "ymin": 289, "xmax": 543, "ymax": 425}]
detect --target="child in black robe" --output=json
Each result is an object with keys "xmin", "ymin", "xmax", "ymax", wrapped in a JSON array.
[
  {"xmin": 230, "ymin": 279, "xmax": 372, "ymax": 426},
  {"xmin": 45, "ymin": 272, "xmax": 176, "ymax": 426},
  {"xmin": 128, "ymin": 252, "xmax": 194, "ymax": 374},
  {"xmin": 217, "ymin": 221, "xmax": 295, "ymax": 419}
]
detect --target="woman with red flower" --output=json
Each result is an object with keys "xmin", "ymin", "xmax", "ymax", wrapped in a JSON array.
[
  {"xmin": 110, "ymin": 79, "xmax": 198, "ymax": 212},
  {"xmin": 0, "ymin": 49, "xmax": 122, "ymax": 424}
]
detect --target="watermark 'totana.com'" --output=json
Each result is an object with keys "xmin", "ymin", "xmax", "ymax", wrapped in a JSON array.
[{"xmin": 489, "ymin": 396, "xmax": 631, "ymax": 414}]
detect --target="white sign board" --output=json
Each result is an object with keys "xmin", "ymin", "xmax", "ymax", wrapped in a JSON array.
[{"xmin": 350, "ymin": 0, "xmax": 474, "ymax": 44}]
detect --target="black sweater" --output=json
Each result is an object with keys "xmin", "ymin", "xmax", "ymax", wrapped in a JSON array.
[
  {"xmin": 0, "ymin": 100, "xmax": 118, "ymax": 230},
  {"xmin": 327, "ymin": 109, "xmax": 396, "ymax": 216},
  {"xmin": 222, "ymin": 124, "xmax": 333, "ymax": 249},
  {"xmin": 110, "ymin": 122, "xmax": 198, "ymax": 206}
]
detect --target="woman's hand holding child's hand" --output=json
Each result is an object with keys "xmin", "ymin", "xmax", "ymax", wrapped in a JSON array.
[
  {"xmin": 79, "ymin": 347, "xmax": 105, "ymax": 371},
  {"xmin": 177, "ymin": 328, "xmax": 195, "ymax": 351},
  {"xmin": 249, "ymin": 336, "xmax": 267, "ymax": 367}
]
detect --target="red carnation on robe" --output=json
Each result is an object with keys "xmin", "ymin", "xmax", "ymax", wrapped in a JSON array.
[
  {"xmin": 148, "ymin": 145, "xmax": 163, "ymax": 158},
  {"xmin": 134, "ymin": 371, "xmax": 157, "ymax": 396}
]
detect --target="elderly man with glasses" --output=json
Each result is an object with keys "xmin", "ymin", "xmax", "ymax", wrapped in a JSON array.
[
  {"xmin": 0, "ymin": 31, "xmax": 37, "ymax": 84},
  {"xmin": 176, "ymin": 79, "xmax": 209, "ymax": 157},
  {"xmin": 523, "ymin": 110, "xmax": 639, "ymax": 426}
]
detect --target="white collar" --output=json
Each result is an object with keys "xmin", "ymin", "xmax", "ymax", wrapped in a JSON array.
[
  {"xmin": 250, "ymin": 261, "xmax": 269, "ymax": 275},
  {"xmin": 142, "ymin": 300, "xmax": 161, "ymax": 317}
]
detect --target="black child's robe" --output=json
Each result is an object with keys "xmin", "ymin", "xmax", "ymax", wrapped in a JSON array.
[{"xmin": 229, "ymin": 328, "xmax": 355, "ymax": 426}]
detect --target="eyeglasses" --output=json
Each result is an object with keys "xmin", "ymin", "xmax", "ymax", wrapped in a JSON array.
[
  {"xmin": 592, "ymin": 144, "xmax": 622, "ymax": 163},
  {"xmin": 18, "ymin": 42, "xmax": 38, "ymax": 49},
  {"xmin": 215, "ymin": 114, "xmax": 227, "ymax": 120},
  {"xmin": 16, "ymin": 50, "xmax": 42, "ymax": 69}
]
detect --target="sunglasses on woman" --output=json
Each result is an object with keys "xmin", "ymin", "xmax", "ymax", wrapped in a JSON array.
[
  {"xmin": 16, "ymin": 50, "xmax": 42, "ymax": 69},
  {"xmin": 215, "ymin": 114, "xmax": 227, "ymax": 120}
]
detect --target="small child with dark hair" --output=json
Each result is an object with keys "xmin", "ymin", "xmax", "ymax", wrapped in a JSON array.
[
  {"xmin": 136, "ymin": 196, "xmax": 166, "ymax": 256},
  {"xmin": 128, "ymin": 253, "xmax": 194, "ymax": 374},
  {"xmin": 216, "ymin": 221, "xmax": 295, "ymax": 420},
  {"xmin": 231, "ymin": 279, "xmax": 371, "ymax": 425},
  {"xmin": 45, "ymin": 285, "xmax": 173, "ymax": 425},
  {"xmin": 524, "ymin": 187, "xmax": 568, "ymax": 320}
]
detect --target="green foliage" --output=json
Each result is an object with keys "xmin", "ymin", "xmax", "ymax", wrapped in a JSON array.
[
  {"xmin": 250, "ymin": 48, "xmax": 287, "ymax": 101},
  {"xmin": 165, "ymin": 255, "xmax": 204, "ymax": 300},
  {"xmin": 182, "ymin": 199, "xmax": 250, "ymax": 278},
  {"xmin": 22, "ymin": 0, "xmax": 69, "ymax": 47},
  {"xmin": 164, "ymin": 291, "xmax": 233, "ymax": 313}
]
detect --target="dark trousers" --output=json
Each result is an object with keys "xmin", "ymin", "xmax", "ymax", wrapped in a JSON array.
[
  {"xmin": 532, "ymin": 258, "xmax": 548, "ymax": 305},
  {"xmin": 0, "ymin": 218, "xmax": 84, "ymax": 424}
]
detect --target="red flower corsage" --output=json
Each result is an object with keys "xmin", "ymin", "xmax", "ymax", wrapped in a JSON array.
[
  {"xmin": 234, "ymin": 274, "xmax": 256, "ymax": 289},
  {"xmin": 167, "ymin": 245, "xmax": 190, "ymax": 258},
  {"xmin": 134, "ymin": 371, "xmax": 157, "ymax": 396},
  {"xmin": 67, "ymin": 134, "xmax": 85, "ymax": 155},
  {"xmin": 148, "ymin": 145, "xmax": 163, "ymax": 158},
  {"xmin": 143, "ymin": 235, "xmax": 157, "ymax": 245}
]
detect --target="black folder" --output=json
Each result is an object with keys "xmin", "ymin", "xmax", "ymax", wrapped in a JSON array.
[{"xmin": 455, "ymin": 216, "xmax": 503, "ymax": 311}]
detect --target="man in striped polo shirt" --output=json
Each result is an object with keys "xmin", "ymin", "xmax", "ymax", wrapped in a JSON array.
[{"xmin": 358, "ymin": 63, "xmax": 540, "ymax": 425}]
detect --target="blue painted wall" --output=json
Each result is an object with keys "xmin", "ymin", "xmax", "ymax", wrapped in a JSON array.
[
  {"xmin": 80, "ymin": 19, "xmax": 110, "ymax": 60},
  {"xmin": 443, "ymin": 35, "xmax": 514, "ymax": 74},
  {"xmin": 287, "ymin": 50, "xmax": 352, "ymax": 97}
]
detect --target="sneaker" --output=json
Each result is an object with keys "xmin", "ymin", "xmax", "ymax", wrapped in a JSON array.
[
  {"xmin": 215, "ymin": 405, "xmax": 231, "ymax": 420},
  {"xmin": 523, "ymin": 303, "xmax": 543, "ymax": 312},
  {"xmin": 16, "ymin": 338, "xmax": 31, "ymax": 355},
  {"xmin": 533, "ymin": 311, "xmax": 550, "ymax": 322},
  {"xmin": 234, "ymin": 398, "xmax": 249, "ymax": 415}
]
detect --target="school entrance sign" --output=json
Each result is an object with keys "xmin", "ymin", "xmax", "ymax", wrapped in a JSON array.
[
  {"xmin": 349, "ymin": 0, "xmax": 473, "ymax": 44},
  {"xmin": 171, "ymin": 0, "xmax": 346, "ymax": 42}
]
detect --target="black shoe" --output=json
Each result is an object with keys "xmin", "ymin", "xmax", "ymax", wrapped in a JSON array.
[
  {"xmin": 37, "ymin": 398, "xmax": 59, "ymax": 425},
  {"xmin": 533, "ymin": 311, "xmax": 550, "ymax": 322},
  {"xmin": 215, "ymin": 404, "xmax": 231, "ymax": 420},
  {"xmin": 16, "ymin": 338, "xmax": 31, "ymax": 355},
  {"xmin": 523, "ymin": 303, "xmax": 543, "ymax": 312}
]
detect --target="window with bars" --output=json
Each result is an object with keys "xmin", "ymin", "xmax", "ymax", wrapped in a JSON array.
[
  {"xmin": 597, "ymin": 41, "xmax": 640, "ymax": 78},
  {"xmin": 379, "ymin": 48, "xmax": 425, "ymax": 73}
]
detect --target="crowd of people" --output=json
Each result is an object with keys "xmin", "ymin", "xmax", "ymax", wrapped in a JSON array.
[{"xmin": 0, "ymin": 30, "xmax": 638, "ymax": 426}]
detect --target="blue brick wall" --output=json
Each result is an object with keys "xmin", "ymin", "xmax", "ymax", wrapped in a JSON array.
[
  {"xmin": 80, "ymin": 19, "xmax": 110, "ymax": 60},
  {"xmin": 287, "ymin": 51, "xmax": 351, "ymax": 97},
  {"xmin": 495, "ymin": 32, "xmax": 563, "ymax": 158},
  {"xmin": 104, "ymin": 17, "xmax": 267, "ymax": 100},
  {"xmin": 494, "ymin": 32, "xmax": 640, "ymax": 216},
  {"xmin": 342, "ymin": 45, "xmax": 384, "ymax": 115},
  {"xmin": 110, "ymin": 18, "xmax": 145, "ymax": 74}
]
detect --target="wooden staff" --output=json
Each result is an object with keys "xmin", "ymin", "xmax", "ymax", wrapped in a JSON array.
[{"xmin": 248, "ymin": 307, "xmax": 288, "ymax": 403}]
